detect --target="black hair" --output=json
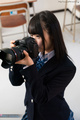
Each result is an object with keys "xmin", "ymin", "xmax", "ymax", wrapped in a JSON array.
[{"xmin": 28, "ymin": 10, "xmax": 68, "ymax": 61}]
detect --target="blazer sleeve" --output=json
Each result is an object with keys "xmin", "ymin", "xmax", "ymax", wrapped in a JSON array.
[
  {"xmin": 20, "ymin": 61, "xmax": 76, "ymax": 104},
  {"xmin": 9, "ymin": 64, "xmax": 24, "ymax": 86}
]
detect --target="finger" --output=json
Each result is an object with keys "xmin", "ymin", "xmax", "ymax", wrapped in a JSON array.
[
  {"xmin": 10, "ymin": 40, "xmax": 16, "ymax": 47},
  {"xmin": 10, "ymin": 40, "xmax": 15, "ymax": 44},
  {"xmin": 11, "ymin": 44, "xmax": 16, "ymax": 47},
  {"xmin": 23, "ymin": 50, "xmax": 29, "ymax": 57},
  {"xmin": 15, "ymin": 59, "xmax": 23, "ymax": 64}
]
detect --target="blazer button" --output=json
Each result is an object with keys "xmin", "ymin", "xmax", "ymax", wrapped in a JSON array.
[
  {"xmin": 24, "ymin": 79, "xmax": 26, "ymax": 82},
  {"xmin": 31, "ymin": 99, "xmax": 33, "ymax": 103},
  {"xmin": 22, "ymin": 75, "xmax": 24, "ymax": 78},
  {"xmin": 10, "ymin": 69, "xmax": 13, "ymax": 71},
  {"xmin": 10, "ymin": 66, "xmax": 13, "ymax": 69}
]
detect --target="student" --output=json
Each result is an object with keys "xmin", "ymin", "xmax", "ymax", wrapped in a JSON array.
[{"xmin": 9, "ymin": 10, "xmax": 76, "ymax": 120}]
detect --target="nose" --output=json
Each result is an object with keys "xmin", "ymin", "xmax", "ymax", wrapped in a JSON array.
[{"xmin": 31, "ymin": 35, "xmax": 36, "ymax": 39}]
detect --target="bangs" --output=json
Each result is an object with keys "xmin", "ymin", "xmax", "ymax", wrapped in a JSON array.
[
  {"xmin": 28, "ymin": 14, "xmax": 45, "ymax": 54},
  {"xmin": 28, "ymin": 15, "xmax": 43, "ymax": 37}
]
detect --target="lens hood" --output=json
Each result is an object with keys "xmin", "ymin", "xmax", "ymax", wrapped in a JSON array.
[{"xmin": 0, "ymin": 48, "xmax": 15, "ymax": 68}]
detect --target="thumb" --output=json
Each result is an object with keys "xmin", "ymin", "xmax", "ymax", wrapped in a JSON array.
[{"xmin": 23, "ymin": 50, "xmax": 29, "ymax": 57}]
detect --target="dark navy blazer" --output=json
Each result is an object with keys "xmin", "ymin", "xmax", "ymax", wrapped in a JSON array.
[{"xmin": 9, "ymin": 55, "xmax": 76, "ymax": 120}]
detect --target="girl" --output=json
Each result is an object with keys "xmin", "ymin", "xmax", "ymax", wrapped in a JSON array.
[{"xmin": 9, "ymin": 11, "xmax": 76, "ymax": 120}]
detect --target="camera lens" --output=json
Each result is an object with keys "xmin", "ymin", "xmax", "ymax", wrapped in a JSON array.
[
  {"xmin": 4, "ymin": 53, "xmax": 13, "ymax": 64},
  {"xmin": 0, "ymin": 48, "xmax": 16, "ymax": 65}
]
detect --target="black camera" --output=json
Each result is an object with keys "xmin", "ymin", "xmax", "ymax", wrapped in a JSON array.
[{"xmin": 0, "ymin": 37, "xmax": 38, "ymax": 68}]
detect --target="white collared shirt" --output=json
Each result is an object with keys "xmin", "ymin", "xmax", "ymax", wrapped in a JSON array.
[
  {"xmin": 23, "ymin": 50, "xmax": 55, "ymax": 69},
  {"xmin": 38, "ymin": 50, "xmax": 55, "ymax": 63}
]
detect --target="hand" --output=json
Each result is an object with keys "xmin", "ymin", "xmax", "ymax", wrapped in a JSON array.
[
  {"xmin": 10, "ymin": 40, "xmax": 16, "ymax": 47},
  {"xmin": 15, "ymin": 50, "xmax": 34, "ymax": 66}
]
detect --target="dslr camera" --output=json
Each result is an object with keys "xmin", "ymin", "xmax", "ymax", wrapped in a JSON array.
[{"xmin": 0, "ymin": 37, "xmax": 38, "ymax": 68}]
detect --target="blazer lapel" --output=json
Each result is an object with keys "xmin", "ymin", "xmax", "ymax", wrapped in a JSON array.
[{"xmin": 39, "ymin": 56, "xmax": 59, "ymax": 76}]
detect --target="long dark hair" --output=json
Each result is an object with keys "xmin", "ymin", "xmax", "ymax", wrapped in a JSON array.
[{"xmin": 28, "ymin": 10, "xmax": 68, "ymax": 61}]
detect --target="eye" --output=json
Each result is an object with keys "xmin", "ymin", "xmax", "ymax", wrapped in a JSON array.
[{"xmin": 36, "ymin": 34, "xmax": 40, "ymax": 38}]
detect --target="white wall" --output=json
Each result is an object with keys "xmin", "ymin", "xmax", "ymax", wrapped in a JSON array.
[
  {"xmin": 33, "ymin": 0, "xmax": 80, "ymax": 18},
  {"xmin": 33, "ymin": 0, "xmax": 65, "ymax": 13}
]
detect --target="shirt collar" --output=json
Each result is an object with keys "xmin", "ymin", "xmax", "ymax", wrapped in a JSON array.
[{"xmin": 38, "ymin": 50, "xmax": 55, "ymax": 61}]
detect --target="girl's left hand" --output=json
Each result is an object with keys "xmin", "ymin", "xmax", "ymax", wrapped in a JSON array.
[{"xmin": 15, "ymin": 50, "xmax": 34, "ymax": 66}]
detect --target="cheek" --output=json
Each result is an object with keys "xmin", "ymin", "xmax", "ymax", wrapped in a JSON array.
[
  {"xmin": 39, "ymin": 41, "xmax": 43, "ymax": 47},
  {"xmin": 36, "ymin": 40, "xmax": 44, "ymax": 52},
  {"xmin": 37, "ymin": 40, "xmax": 43, "ymax": 47}
]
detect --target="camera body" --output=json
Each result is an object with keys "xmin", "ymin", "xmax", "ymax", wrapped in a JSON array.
[{"xmin": 0, "ymin": 37, "xmax": 38, "ymax": 68}]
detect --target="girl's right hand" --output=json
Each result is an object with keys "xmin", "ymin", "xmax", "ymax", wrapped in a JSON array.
[{"xmin": 10, "ymin": 40, "xmax": 16, "ymax": 47}]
